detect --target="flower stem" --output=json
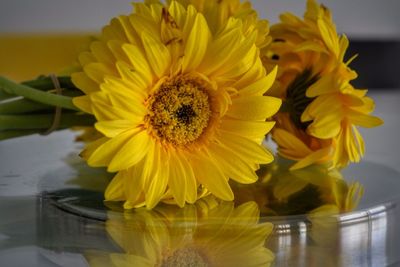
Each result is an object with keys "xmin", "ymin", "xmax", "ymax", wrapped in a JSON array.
[
  {"xmin": 0, "ymin": 97, "xmax": 51, "ymax": 114},
  {"xmin": 0, "ymin": 113, "xmax": 95, "ymax": 130},
  {"xmin": 22, "ymin": 76, "xmax": 76, "ymax": 91},
  {"xmin": 0, "ymin": 76, "xmax": 79, "ymax": 111}
]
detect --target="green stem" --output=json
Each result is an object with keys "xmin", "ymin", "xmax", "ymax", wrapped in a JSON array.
[
  {"xmin": 0, "ymin": 90, "xmax": 83, "ymax": 115},
  {"xmin": 0, "ymin": 113, "xmax": 95, "ymax": 130},
  {"xmin": 22, "ymin": 76, "xmax": 76, "ymax": 91},
  {"xmin": 0, "ymin": 98, "xmax": 51, "ymax": 114},
  {"xmin": 0, "ymin": 76, "xmax": 79, "ymax": 111},
  {"xmin": 0, "ymin": 90, "xmax": 14, "ymax": 100}
]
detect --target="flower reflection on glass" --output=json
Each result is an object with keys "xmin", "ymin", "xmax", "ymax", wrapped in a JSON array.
[
  {"xmin": 232, "ymin": 159, "xmax": 364, "ymax": 216},
  {"xmin": 85, "ymin": 197, "xmax": 274, "ymax": 267}
]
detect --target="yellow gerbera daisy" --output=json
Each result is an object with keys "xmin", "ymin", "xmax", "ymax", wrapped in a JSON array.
[
  {"xmin": 263, "ymin": 0, "xmax": 382, "ymax": 169},
  {"xmin": 85, "ymin": 198, "xmax": 275, "ymax": 267},
  {"xmin": 72, "ymin": 1, "xmax": 280, "ymax": 209}
]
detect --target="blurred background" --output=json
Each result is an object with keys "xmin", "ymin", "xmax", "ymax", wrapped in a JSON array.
[{"xmin": 0, "ymin": 0, "xmax": 399, "ymax": 87}]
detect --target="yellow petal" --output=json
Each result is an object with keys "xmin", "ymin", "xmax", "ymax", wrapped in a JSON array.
[
  {"xmin": 307, "ymin": 114, "xmax": 342, "ymax": 139},
  {"xmin": 90, "ymin": 41, "xmax": 115, "ymax": 66},
  {"xmin": 84, "ymin": 62, "xmax": 117, "ymax": 84},
  {"xmin": 345, "ymin": 125, "xmax": 364, "ymax": 162},
  {"xmin": 72, "ymin": 72, "xmax": 99, "ymax": 94},
  {"xmin": 88, "ymin": 129, "xmax": 137, "ymax": 167},
  {"xmin": 115, "ymin": 61, "xmax": 151, "ymax": 91},
  {"xmin": 146, "ymin": 144, "xmax": 168, "ymax": 209},
  {"xmin": 306, "ymin": 76, "xmax": 337, "ymax": 98},
  {"xmin": 168, "ymin": 0, "xmax": 187, "ymax": 29},
  {"xmin": 80, "ymin": 137, "xmax": 109, "ymax": 160},
  {"xmin": 273, "ymin": 128, "xmax": 312, "ymax": 158},
  {"xmin": 317, "ymin": 18, "xmax": 339, "ymax": 56},
  {"xmin": 72, "ymin": 95, "xmax": 93, "ymax": 114},
  {"xmin": 104, "ymin": 171, "xmax": 126, "ymax": 201},
  {"xmin": 237, "ymin": 66, "xmax": 277, "ymax": 96},
  {"xmin": 168, "ymin": 152, "xmax": 187, "ymax": 207},
  {"xmin": 290, "ymin": 147, "xmax": 332, "ymax": 170},
  {"xmin": 199, "ymin": 28, "xmax": 242, "ymax": 74},
  {"xmin": 232, "ymin": 58, "xmax": 265, "ymax": 90},
  {"xmin": 182, "ymin": 13, "xmax": 210, "ymax": 72},
  {"xmin": 348, "ymin": 110, "xmax": 383, "ymax": 128},
  {"xmin": 95, "ymin": 120, "xmax": 135, "ymax": 138},
  {"xmin": 220, "ymin": 131, "xmax": 274, "ymax": 164},
  {"xmin": 78, "ymin": 52, "xmax": 96, "ymax": 66},
  {"xmin": 108, "ymin": 130, "xmax": 151, "ymax": 172},
  {"xmin": 101, "ymin": 76, "xmax": 146, "ymax": 101},
  {"xmin": 107, "ymin": 39, "xmax": 130, "ymax": 63},
  {"xmin": 122, "ymin": 43, "xmax": 153, "ymax": 86},
  {"xmin": 213, "ymin": 33, "xmax": 258, "ymax": 79},
  {"xmin": 114, "ymin": 15, "xmax": 140, "ymax": 45},
  {"xmin": 130, "ymin": 13, "xmax": 160, "ymax": 42},
  {"xmin": 192, "ymin": 153, "xmax": 234, "ymax": 201},
  {"xmin": 221, "ymin": 119, "xmax": 275, "ymax": 142},
  {"xmin": 208, "ymin": 143, "xmax": 258, "ymax": 184},
  {"xmin": 141, "ymin": 31, "xmax": 171, "ymax": 78},
  {"xmin": 91, "ymin": 98, "xmax": 142, "ymax": 122},
  {"xmin": 302, "ymin": 95, "xmax": 340, "ymax": 122},
  {"xmin": 125, "ymin": 160, "xmax": 145, "ymax": 204},
  {"xmin": 180, "ymin": 152, "xmax": 198, "ymax": 204},
  {"xmin": 228, "ymin": 96, "xmax": 281, "ymax": 120}
]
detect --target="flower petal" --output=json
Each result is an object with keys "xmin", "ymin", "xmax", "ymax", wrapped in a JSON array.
[
  {"xmin": 95, "ymin": 120, "xmax": 136, "ymax": 138},
  {"xmin": 208, "ymin": 143, "xmax": 258, "ymax": 184},
  {"xmin": 228, "ymin": 96, "xmax": 281, "ymax": 120},
  {"xmin": 141, "ymin": 31, "xmax": 171, "ymax": 78},
  {"xmin": 87, "ymin": 129, "xmax": 137, "ymax": 167},
  {"xmin": 182, "ymin": 13, "xmax": 210, "ymax": 72},
  {"xmin": 168, "ymin": 152, "xmax": 187, "ymax": 207},
  {"xmin": 192, "ymin": 153, "xmax": 234, "ymax": 201},
  {"xmin": 108, "ymin": 130, "xmax": 151, "ymax": 172}
]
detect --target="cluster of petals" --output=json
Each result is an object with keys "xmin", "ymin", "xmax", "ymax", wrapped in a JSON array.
[
  {"xmin": 72, "ymin": 0, "xmax": 281, "ymax": 208},
  {"xmin": 263, "ymin": 0, "xmax": 382, "ymax": 169}
]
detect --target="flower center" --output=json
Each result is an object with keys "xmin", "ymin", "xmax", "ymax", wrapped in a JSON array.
[
  {"xmin": 147, "ymin": 76, "xmax": 212, "ymax": 145},
  {"xmin": 285, "ymin": 69, "xmax": 319, "ymax": 130},
  {"xmin": 161, "ymin": 247, "xmax": 209, "ymax": 267}
]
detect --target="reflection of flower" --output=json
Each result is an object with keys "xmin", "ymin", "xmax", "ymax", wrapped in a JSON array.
[
  {"xmin": 232, "ymin": 160, "xmax": 364, "ymax": 216},
  {"xmin": 72, "ymin": 0, "xmax": 280, "ymax": 209},
  {"xmin": 263, "ymin": 0, "xmax": 382, "ymax": 170},
  {"xmin": 86, "ymin": 197, "xmax": 274, "ymax": 267}
]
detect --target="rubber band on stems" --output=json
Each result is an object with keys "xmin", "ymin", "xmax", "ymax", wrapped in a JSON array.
[{"xmin": 41, "ymin": 74, "xmax": 62, "ymax": 135}]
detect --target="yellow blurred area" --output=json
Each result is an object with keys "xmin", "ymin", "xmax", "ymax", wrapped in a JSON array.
[{"xmin": 0, "ymin": 34, "xmax": 95, "ymax": 81}]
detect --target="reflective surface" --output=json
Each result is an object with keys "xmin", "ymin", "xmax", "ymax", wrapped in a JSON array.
[{"xmin": 1, "ymin": 129, "xmax": 400, "ymax": 266}]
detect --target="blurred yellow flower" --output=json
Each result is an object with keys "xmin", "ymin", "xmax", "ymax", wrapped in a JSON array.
[
  {"xmin": 72, "ymin": 0, "xmax": 280, "ymax": 209},
  {"xmin": 263, "ymin": 0, "xmax": 382, "ymax": 169},
  {"xmin": 86, "ymin": 198, "xmax": 275, "ymax": 267}
]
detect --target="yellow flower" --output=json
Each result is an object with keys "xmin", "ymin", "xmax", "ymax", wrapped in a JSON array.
[
  {"xmin": 263, "ymin": 0, "xmax": 382, "ymax": 169},
  {"xmin": 85, "ymin": 198, "xmax": 275, "ymax": 267},
  {"xmin": 72, "ymin": 1, "xmax": 280, "ymax": 209}
]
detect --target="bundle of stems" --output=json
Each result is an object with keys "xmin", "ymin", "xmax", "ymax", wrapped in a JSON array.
[{"xmin": 0, "ymin": 76, "xmax": 95, "ymax": 141}]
